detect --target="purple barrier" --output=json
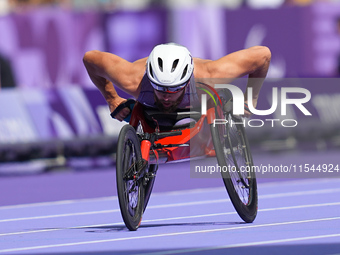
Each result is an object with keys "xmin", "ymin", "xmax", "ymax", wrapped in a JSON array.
[
  {"xmin": 0, "ymin": 87, "xmax": 127, "ymax": 142},
  {"xmin": 0, "ymin": 8, "xmax": 104, "ymax": 88},
  {"xmin": 0, "ymin": 89, "xmax": 38, "ymax": 143},
  {"xmin": 309, "ymin": 3, "xmax": 340, "ymax": 77},
  {"xmin": 105, "ymin": 9, "xmax": 168, "ymax": 62},
  {"xmin": 226, "ymin": 7, "xmax": 307, "ymax": 78},
  {"xmin": 1, "ymin": 4, "xmax": 340, "ymax": 163},
  {"xmin": 1, "ymin": 4, "xmax": 340, "ymax": 90},
  {"xmin": 0, "ymin": 8, "xmax": 169, "ymax": 89},
  {"xmin": 243, "ymin": 78, "xmax": 340, "ymax": 151},
  {"xmin": 0, "ymin": 87, "xmax": 122, "ymax": 162}
]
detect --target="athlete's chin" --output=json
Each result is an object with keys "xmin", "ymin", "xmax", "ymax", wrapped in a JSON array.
[
  {"xmin": 162, "ymin": 102, "xmax": 173, "ymax": 108},
  {"xmin": 159, "ymin": 102, "xmax": 177, "ymax": 113}
]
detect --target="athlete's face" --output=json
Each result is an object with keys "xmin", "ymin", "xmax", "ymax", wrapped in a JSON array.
[{"xmin": 154, "ymin": 89, "xmax": 185, "ymax": 113}]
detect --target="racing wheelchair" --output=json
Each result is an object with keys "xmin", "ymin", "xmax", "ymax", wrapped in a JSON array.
[{"xmin": 115, "ymin": 89, "xmax": 258, "ymax": 231}]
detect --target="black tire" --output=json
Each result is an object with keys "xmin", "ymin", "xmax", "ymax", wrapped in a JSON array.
[
  {"xmin": 211, "ymin": 113, "xmax": 258, "ymax": 223},
  {"xmin": 116, "ymin": 125, "xmax": 145, "ymax": 231}
]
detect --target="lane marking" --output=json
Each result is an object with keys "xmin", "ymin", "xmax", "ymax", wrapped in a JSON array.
[
  {"xmin": 0, "ymin": 216, "xmax": 340, "ymax": 253},
  {"xmin": 0, "ymin": 196, "xmax": 118, "ymax": 211},
  {"xmin": 1, "ymin": 201, "xmax": 340, "ymax": 237},
  {"xmin": 0, "ymin": 209, "xmax": 120, "ymax": 223},
  {"xmin": 1, "ymin": 178, "xmax": 339, "ymax": 210},
  {"xmin": 139, "ymin": 233, "xmax": 340, "ymax": 255},
  {"xmin": 1, "ymin": 187, "xmax": 340, "ymax": 223}
]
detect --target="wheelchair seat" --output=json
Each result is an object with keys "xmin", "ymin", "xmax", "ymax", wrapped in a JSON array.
[{"xmin": 143, "ymin": 107, "xmax": 202, "ymax": 131}]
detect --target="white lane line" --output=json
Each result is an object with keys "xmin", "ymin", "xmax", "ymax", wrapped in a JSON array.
[
  {"xmin": 224, "ymin": 233, "xmax": 340, "ymax": 248},
  {"xmin": 139, "ymin": 233, "xmax": 340, "ymax": 255},
  {"xmin": 0, "ymin": 209, "xmax": 120, "ymax": 223},
  {"xmin": 256, "ymin": 177, "xmax": 340, "ymax": 188},
  {"xmin": 1, "ymin": 178, "xmax": 339, "ymax": 211},
  {"xmin": 0, "ymin": 216, "xmax": 340, "ymax": 253},
  {"xmin": 1, "ymin": 201, "xmax": 340, "ymax": 237},
  {"xmin": 0, "ymin": 196, "xmax": 118, "ymax": 210},
  {"xmin": 0, "ymin": 188, "xmax": 224, "ymax": 211},
  {"xmin": 1, "ymin": 187, "xmax": 340, "ymax": 223},
  {"xmin": 260, "ymin": 187, "xmax": 340, "ymax": 199}
]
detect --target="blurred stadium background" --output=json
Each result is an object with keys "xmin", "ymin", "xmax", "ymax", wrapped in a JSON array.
[{"xmin": 0, "ymin": 0, "xmax": 340, "ymax": 174}]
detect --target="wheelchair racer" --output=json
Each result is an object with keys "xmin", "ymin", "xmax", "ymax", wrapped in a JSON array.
[{"xmin": 83, "ymin": 43, "xmax": 271, "ymax": 121}]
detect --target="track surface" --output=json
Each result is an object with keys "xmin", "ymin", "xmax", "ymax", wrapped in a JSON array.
[{"xmin": 0, "ymin": 151, "xmax": 340, "ymax": 255}]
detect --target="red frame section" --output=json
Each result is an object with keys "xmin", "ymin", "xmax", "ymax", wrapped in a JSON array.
[{"xmin": 129, "ymin": 102, "xmax": 217, "ymax": 163}]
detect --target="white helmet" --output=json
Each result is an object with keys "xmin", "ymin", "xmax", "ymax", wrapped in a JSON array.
[{"xmin": 146, "ymin": 43, "xmax": 193, "ymax": 91}]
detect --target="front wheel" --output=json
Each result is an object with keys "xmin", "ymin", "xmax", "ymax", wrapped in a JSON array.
[
  {"xmin": 143, "ymin": 164, "xmax": 157, "ymax": 212},
  {"xmin": 211, "ymin": 113, "xmax": 258, "ymax": 223},
  {"xmin": 116, "ymin": 125, "xmax": 145, "ymax": 231}
]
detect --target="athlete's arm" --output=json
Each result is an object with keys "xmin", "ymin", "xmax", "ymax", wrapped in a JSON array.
[
  {"xmin": 83, "ymin": 50, "xmax": 147, "ymax": 120},
  {"xmin": 195, "ymin": 46, "xmax": 271, "ymax": 116}
]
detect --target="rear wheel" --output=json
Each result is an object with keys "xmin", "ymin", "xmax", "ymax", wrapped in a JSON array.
[
  {"xmin": 211, "ymin": 112, "xmax": 258, "ymax": 223},
  {"xmin": 116, "ymin": 125, "xmax": 145, "ymax": 231}
]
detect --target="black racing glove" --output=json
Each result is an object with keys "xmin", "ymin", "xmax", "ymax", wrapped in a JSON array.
[{"xmin": 110, "ymin": 99, "xmax": 136, "ymax": 122}]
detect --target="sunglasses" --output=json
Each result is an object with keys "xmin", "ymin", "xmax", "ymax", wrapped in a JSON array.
[{"xmin": 150, "ymin": 80, "xmax": 190, "ymax": 94}]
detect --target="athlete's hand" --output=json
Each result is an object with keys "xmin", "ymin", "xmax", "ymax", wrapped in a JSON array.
[
  {"xmin": 114, "ymin": 105, "xmax": 131, "ymax": 122},
  {"xmin": 224, "ymin": 99, "xmax": 252, "ymax": 118},
  {"xmin": 243, "ymin": 110, "xmax": 251, "ymax": 118},
  {"xmin": 110, "ymin": 98, "xmax": 136, "ymax": 122},
  {"xmin": 243, "ymin": 99, "xmax": 257, "ymax": 118}
]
